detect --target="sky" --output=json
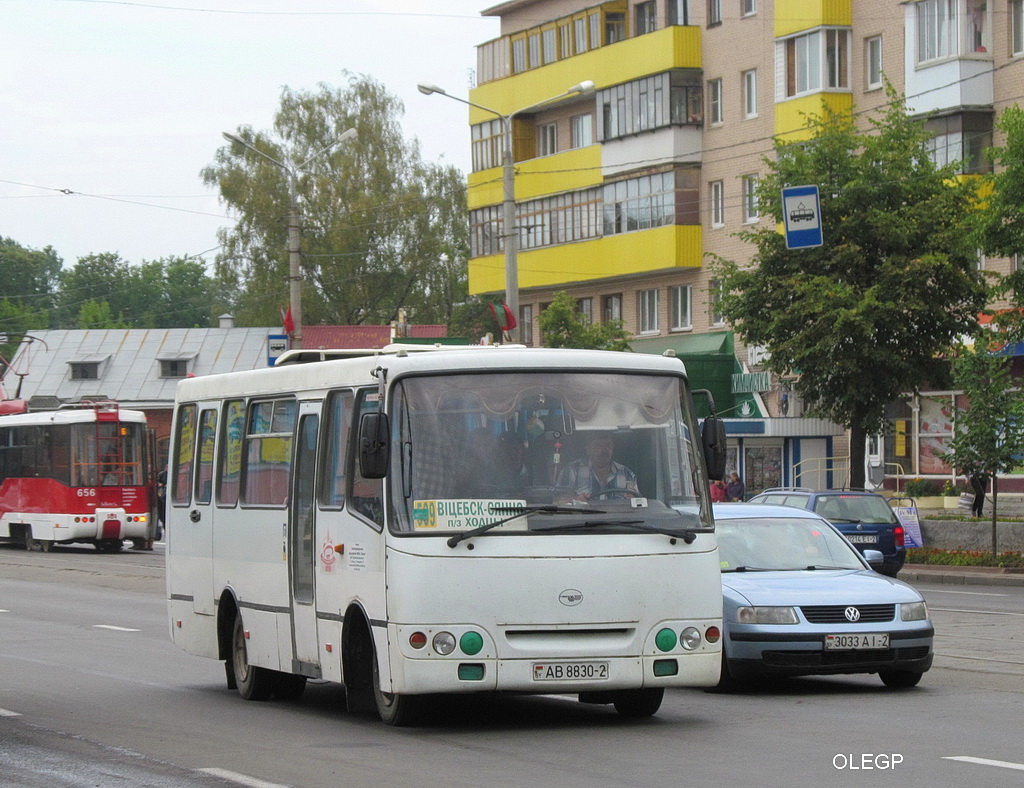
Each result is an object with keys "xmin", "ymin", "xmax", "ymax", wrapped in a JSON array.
[{"xmin": 0, "ymin": 0, "xmax": 499, "ymax": 268}]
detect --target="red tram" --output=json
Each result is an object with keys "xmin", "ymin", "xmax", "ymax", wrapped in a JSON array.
[{"xmin": 0, "ymin": 401, "xmax": 155, "ymax": 551}]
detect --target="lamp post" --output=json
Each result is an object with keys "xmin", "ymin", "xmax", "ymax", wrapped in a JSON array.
[
  {"xmin": 417, "ymin": 80, "xmax": 595, "ymax": 342},
  {"xmin": 221, "ymin": 127, "xmax": 357, "ymax": 350}
]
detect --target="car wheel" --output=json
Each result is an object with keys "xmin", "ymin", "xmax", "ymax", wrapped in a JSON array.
[{"xmin": 879, "ymin": 669, "xmax": 923, "ymax": 689}]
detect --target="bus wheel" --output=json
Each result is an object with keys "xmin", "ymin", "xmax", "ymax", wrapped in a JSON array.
[
  {"xmin": 612, "ymin": 688, "xmax": 664, "ymax": 718},
  {"xmin": 231, "ymin": 613, "xmax": 275, "ymax": 701},
  {"xmin": 371, "ymin": 645, "xmax": 424, "ymax": 726}
]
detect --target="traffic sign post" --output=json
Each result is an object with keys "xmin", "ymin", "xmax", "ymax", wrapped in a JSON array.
[{"xmin": 782, "ymin": 185, "xmax": 823, "ymax": 250}]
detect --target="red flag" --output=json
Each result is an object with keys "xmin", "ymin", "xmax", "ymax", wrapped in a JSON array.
[
  {"xmin": 488, "ymin": 302, "xmax": 517, "ymax": 332},
  {"xmin": 280, "ymin": 306, "xmax": 295, "ymax": 334}
]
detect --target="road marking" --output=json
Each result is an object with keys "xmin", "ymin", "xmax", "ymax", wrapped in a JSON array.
[
  {"xmin": 0, "ymin": 708, "xmax": 22, "ymax": 717},
  {"xmin": 930, "ymin": 607, "xmax": 1024, "ymax": 617},
  {"xmin": 928, "ymin": 589, "xmax": 1006, "ymax": 596},
  {"xmin": 0, "ymin": 609, "xmax": 9, "ymax": 613},
  {"xmin": 93, "ymin": 625, "xmax": 141, "ymax": 632},
  {"xmin": 199, "ymin": 768, "xmax": 292, "ymax": 788},
  {"xmin": 944, "ymin": 756, "xmax": 1024, "ymax": 772}
]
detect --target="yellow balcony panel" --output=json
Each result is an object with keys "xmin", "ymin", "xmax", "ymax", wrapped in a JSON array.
[
  {"xmin": 468, "ymin": 26, "xmax": 701, "ymax": 124},
  {"xmin": 775, "ymin": 0, "xmax": 850, "ymax": 38},
  {"xmin": 468, "ymin": 225, "xmax": 702, "ymax": 295},
  {"xmin": 468, "ymin": 146, "xmax": 603, "ymax": 210},
  {"xmin": 774, "ymin": 93, "xmax": 852, "ymax": 141}
]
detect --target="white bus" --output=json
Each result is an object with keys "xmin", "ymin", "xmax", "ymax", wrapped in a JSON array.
[{"xmin": 166, "ymin": 345, "xmax": 726, "ymax": 725}]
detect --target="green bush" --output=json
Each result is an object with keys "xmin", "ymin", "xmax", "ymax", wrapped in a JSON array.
[
  {"xmin": 906, "ymin": 548, "xmax": 1024, "ymax": 568},
  {"xmin": 941, "ymin": 479, "xmax": 961, "ymax": 496},
  {"xmin": 904, "ymin": 478, "xmax": 942, "ymax": 497}
]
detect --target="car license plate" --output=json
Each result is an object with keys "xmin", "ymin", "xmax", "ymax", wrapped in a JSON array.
[
  {"xmin": 846, "ymin": 534, "xmax": 876, "ymax": 544},
  {"xmin": 532, "ymin": 661, "xmax": 609, "ymax": 681},
  {"xmin": 824, "ymin": 633, "xmax": 889, "ymax": 650}
]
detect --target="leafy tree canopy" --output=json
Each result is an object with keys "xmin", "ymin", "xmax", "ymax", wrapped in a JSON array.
[
  {"xmin": 204, "ymin": 73, "xmax": 468, "ymax": 329},
  {"xmin": 714, "ymin": 89, "xmax": 987, "ymax": 487},
  {"xmin": 539, "ymin": 291, "xmax": 631, "ymax": 351}
]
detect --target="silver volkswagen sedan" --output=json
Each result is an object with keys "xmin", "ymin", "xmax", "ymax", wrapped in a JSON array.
[{"xmin": 713, "ymin": 503, "xmax": 934, "ymax": 689}]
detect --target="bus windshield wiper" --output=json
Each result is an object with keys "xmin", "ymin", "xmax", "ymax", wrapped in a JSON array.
[
  {"xmin": 446, "ymin": 505, "xmax": 605, "ymax": 548},
  {"xmin": 530, "ymin": 519, "xmax": 709, "ymax": 544}
]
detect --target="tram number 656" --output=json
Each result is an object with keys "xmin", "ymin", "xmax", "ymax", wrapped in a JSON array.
[{"xmin": 76, "ymin": 488, "xmax": 98, "ymax": 497}]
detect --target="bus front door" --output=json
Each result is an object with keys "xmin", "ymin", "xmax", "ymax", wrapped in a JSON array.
[{"xmin": 289, "ymin": 405, "xmax": 321, "ymax": 674}]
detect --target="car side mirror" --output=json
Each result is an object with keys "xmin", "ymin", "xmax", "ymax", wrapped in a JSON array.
[
  {"xmin": 862, "ymin": 549, "xmax": 885, "ymax": 567},
  {"xmin": 358, "ymin": 412, "xmax": 390, "ymax": 479}
]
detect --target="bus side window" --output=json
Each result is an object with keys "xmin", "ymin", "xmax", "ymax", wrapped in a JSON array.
[
  {"xmin": 172, "ymin": 403, "xmax": 197, "ymax": 506},
  {"xmin": 217, "ymin": 399, "xmax": 244, "ymax": 507},
  {"xmin": 349, "ymin": 390, "xmax": 383, "ymax": 526},
  {"xmin": 195, "ymin": 409, "xmax": 217, "ymax": 504},
  {"xmin": 318, "ymin": 390, "xmax": 352, "ymax": 509}
]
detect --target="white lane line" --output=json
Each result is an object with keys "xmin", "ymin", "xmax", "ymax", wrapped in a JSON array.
[
  {"xmin": 199, "ymin": 768, "xmax": 292, "ymax": 788},
  {"xmin": 0, "ymin": 708, "xmax": 22, "ymax": 717},
  {"xmin": 93, "ymin": 625, "xmax": 141, "ymax": 632},
  {"xmin": 0, "ymin": 609, "xmax": 9, "ymax": 613},
  {"xmin": 930, "ymin": 607, "xmax": 1024, "ymax": 617},
  {"xmin": 927, "ymin": 589, "xmax": 1006, "ymax": 596},
  {"xmin": 944, "ymin": 756, "xmax": 1024, "ymax": 772}
]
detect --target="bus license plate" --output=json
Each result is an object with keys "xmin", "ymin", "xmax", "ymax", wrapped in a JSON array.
[
  {"xmin": 532, "ymin": 661, "xmax": 609, "ymax": 681},
  {"xmin": 825, "ymin": 633, "xmax": 889, "ymax": 650},
  {"xmin": 845, "ymin": 534, "xmax": 876, "ymax": 544}
]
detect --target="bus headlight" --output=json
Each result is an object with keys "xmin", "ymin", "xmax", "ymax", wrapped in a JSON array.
[
  {"xmin": 679, "ymin": 627, "xmax": 702, "ymax": 651},
  {"xmin": 432, "ymin": 632, "xmax": 456, "ymax": 655}
]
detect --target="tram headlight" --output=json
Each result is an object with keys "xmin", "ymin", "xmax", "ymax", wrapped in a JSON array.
[{"xmin": 432, "ymin": 632, "xmax": 456, "ymax": 655}]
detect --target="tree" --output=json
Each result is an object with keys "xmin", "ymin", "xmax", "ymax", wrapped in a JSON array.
[
  {"xmin": 539, "ymin": 291, "xmax": 631, "ymax": 351},
  {"xmin": 0, "ymin": 238, "xmax": 61, "ymax": 361},
  {"xmin": 203, "ymin": 73, "xmax": 468, "ymax": 329},
  {"xmin": 448, "ymin": 299, "xmax": 502, "ymax": 343},
  {"xmin": 714, "ymin": 90, "xmax": 987, "ymax": 488},
  {"xmin": 77, "ymin": 299, "xmax": 130, "ymax": 329},
  {"xmin": 940, "ymin": 340, "xmax": 1024, "ymax": 556}
]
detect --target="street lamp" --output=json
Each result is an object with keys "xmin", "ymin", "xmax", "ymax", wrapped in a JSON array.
[
  {"xmin": 418, "ymin": 80, "xmax": 595, "ymax": 342},
  {"xmin": 221, "ymin": 127, "xmax": 357, "ymax": 350}
]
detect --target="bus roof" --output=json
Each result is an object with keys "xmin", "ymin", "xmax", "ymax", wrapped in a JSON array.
[{"xmin": 173, "ymin": 346, "xmax": 690, "ymax": 403}]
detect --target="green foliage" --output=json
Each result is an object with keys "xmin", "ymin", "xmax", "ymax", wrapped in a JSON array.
[
  {"xmin": 77, "ymin": 299, "xmax": 129, "ymax": 329},
  {"xmin": 906, "ymin": 547, "xmax": 1024, "ymax": 568},
  {"xmin": 205, "ymin": 73, "xmax": 468, "ymax": 328},
  {"xmin": 0, "ymin": 238, "xmax": 61, "ymax": 360},
  {"xmin": 714, "ymin": 87, "xmax": 987, "ymax": 488},
  {"xmin": 448, "ymin": 299, "xmax": 502, "ymax": 342},
  {"xmin": 941, "ymin": 479, "xmax": 962, "ymax": 496},
  {"xmin": 538, "ymin": 291, "xmax": 631, "ymax": 351},
  {"xmin": 904, "ymin": 478, "xmax": 942, "ymax": 498}
]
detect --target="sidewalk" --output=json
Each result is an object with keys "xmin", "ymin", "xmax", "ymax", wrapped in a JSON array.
[{"xmin": 899, "ymin": 564, "xmax": 1024, "ymax": 587}]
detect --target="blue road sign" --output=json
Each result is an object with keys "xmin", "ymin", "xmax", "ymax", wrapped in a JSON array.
[{"xmin": 782, "ymin": 185, "xmax": 823, "ymax": 249}]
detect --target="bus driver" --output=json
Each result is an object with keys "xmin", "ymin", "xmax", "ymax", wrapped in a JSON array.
[{"xmin": 555, "ymin": 433, "xmax": 639, "ymax": 503}]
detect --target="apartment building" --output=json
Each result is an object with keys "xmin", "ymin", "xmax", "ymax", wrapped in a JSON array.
[{"xmin": 466, "ymin": 0, "xmax": 1024, "ymax": 492}]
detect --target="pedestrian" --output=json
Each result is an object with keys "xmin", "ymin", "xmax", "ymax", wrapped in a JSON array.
[
  {"xmin": 969, "ymin": 471, "xmax": 986, "ymax": 517},
  {"xmin": 726, "ymin": 472, "xmax": 745, "ymax": 502},
  {"xmin": 710, "ymin": 479, "xmax": 728, "ymax": 502}
]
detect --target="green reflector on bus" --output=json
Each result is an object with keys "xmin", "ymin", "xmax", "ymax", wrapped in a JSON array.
[
  {"xmin": 458, "ymin": 663, "xmax": 485, "ymax": 681},
  {"xmin": 655, "ymin": 628, "xmax": 677, "ymax": 652},
  {"xmin": 460, "ymin": 631, "xmax": 484, "ymax": 656},
  {"xmin": 653, "ymin": 659, "xmax": 678, "ymax": 677}
]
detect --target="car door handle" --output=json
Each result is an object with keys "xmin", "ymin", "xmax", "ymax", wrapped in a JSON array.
[{"xmin": 189, "ymin": 510, "xmax": 201, "ymax": 523}]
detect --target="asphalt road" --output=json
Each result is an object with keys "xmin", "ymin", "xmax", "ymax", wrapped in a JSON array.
[{"xmin": 1, "ymin": 542, "xmax": 1023, "ymax": 787}]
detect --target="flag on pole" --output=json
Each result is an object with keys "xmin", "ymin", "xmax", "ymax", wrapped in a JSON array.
[
  {"xmin": 488, "ymin": 302, "xmax": 517, "ymax": 332},
  {"xmin": 280, "ymin": 306, "xmax": 295, "ymax": 334}
]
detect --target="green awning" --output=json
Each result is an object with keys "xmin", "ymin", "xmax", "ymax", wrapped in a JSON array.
[{"xmin": 628, "ymin": 331, "xmax": 734, "ymax": 357}]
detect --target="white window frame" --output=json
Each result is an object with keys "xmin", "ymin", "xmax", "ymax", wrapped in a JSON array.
[
  {"xmin": 709, "ymin": 279, "xmax": 725, "ymax": 326},
  {"xmin": 708, "ymin": 78, "xmax": 723, "ymax": 125},
  {"xmin": 537, "ymin": 122, "xmax": 558, "ymax": 156},
  {"xmin": 570, "ymin": 114, "xmax": 593, "ymax": 148},
  {"xmin": 710, "ymin": 180, "xmax": 725, "ymax": 227},
  {"xmin": 636, "ymin": 1, "xmax": 658, "ymax": 34},
  {"xmin": 742, "ymin": 68, "xmax": 757, "ymax": 118},
  {"xmin": 669, "ymin": 285, "xmax": 692, "ymax": 331},
  {"xmin": 866, "ymin": 35, "xmax": 883, "ymax": 90},
  {"xmin": 1014, "ymin": 0, "xmax": 1024, "ymax": 56},
  {"xmin": 916, "ymin": 0, "xmax": 957, "ymax": 64},
  {"xmin": 781, "ymin": 28, "xmax": 850, "ymax": 98},
  {"xmin": 742, "ymin": 174, "xmax": 759, "ymax": 223},
  {"xmin": 708, "ymin": 0, "xmax": 722, "ymax": 26},
  {"xmin": 741, "ymin": 0, "xmax": 756, "ymax": 17},
  {"xmin": 639, "ymin": 288, "xmax": 660, "ymax": 334}
]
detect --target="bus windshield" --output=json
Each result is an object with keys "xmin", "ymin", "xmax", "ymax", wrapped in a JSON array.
[{"xmin": 388, "ymin": 371, "xmax": 710, "ymax": 535}]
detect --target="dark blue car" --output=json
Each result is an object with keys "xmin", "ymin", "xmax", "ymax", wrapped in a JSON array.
[{"xmin": 746, "ymin": 489, "xmax": 906, "ymax": 577}]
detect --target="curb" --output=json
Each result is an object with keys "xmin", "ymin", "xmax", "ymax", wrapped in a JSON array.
[{"xmin": 899, "ymin": 565, "xmax": 1024, "ymax": 587}]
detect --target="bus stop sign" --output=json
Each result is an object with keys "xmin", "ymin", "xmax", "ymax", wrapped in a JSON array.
[{"xmin": 782, "ymin": 185, "xmax": 823, "ymax": 250}]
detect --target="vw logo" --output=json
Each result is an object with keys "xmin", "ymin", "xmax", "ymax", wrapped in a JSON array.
[
  {"xmin": 559, "ymin": 589, "xmax": 584, "ymax": 606},
  {"xmin": 844, "ymin": 606, "xmax": 861, "ymax": 622}
]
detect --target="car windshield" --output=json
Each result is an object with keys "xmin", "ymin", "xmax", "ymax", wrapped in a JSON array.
[
  {"xmin": 717, "ymin": 517, "xmax": 866, "ymax": 571},
  {"xmin": 387, "ymin": 370, "xmax": 711, "ymax": 536},
  {"xmin": 812, "ymin": 494, "xmax": 897, "ymax": 524}
]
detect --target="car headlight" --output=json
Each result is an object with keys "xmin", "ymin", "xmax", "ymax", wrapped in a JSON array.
[
  {"xmin": 736, "ymin": 606, "xmax": 799, "ymax": 625},
  {"xmin": 901, "ymin": 601, "xmax": 928, "ymax": 621}
]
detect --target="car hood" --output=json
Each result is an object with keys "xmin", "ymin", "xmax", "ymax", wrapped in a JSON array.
[{"xmin": 722, "ymin": 569, "xmax": 923, "ymax": 607}]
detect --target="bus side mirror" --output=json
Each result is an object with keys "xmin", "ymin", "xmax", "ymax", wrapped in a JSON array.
[
  {"xmin": 358, "ymin": 412, "xmax": 390, "ymax": 479},
  {"xmin": 702, "ymin": 415, "xmax": 727, "ymax": 481}
]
